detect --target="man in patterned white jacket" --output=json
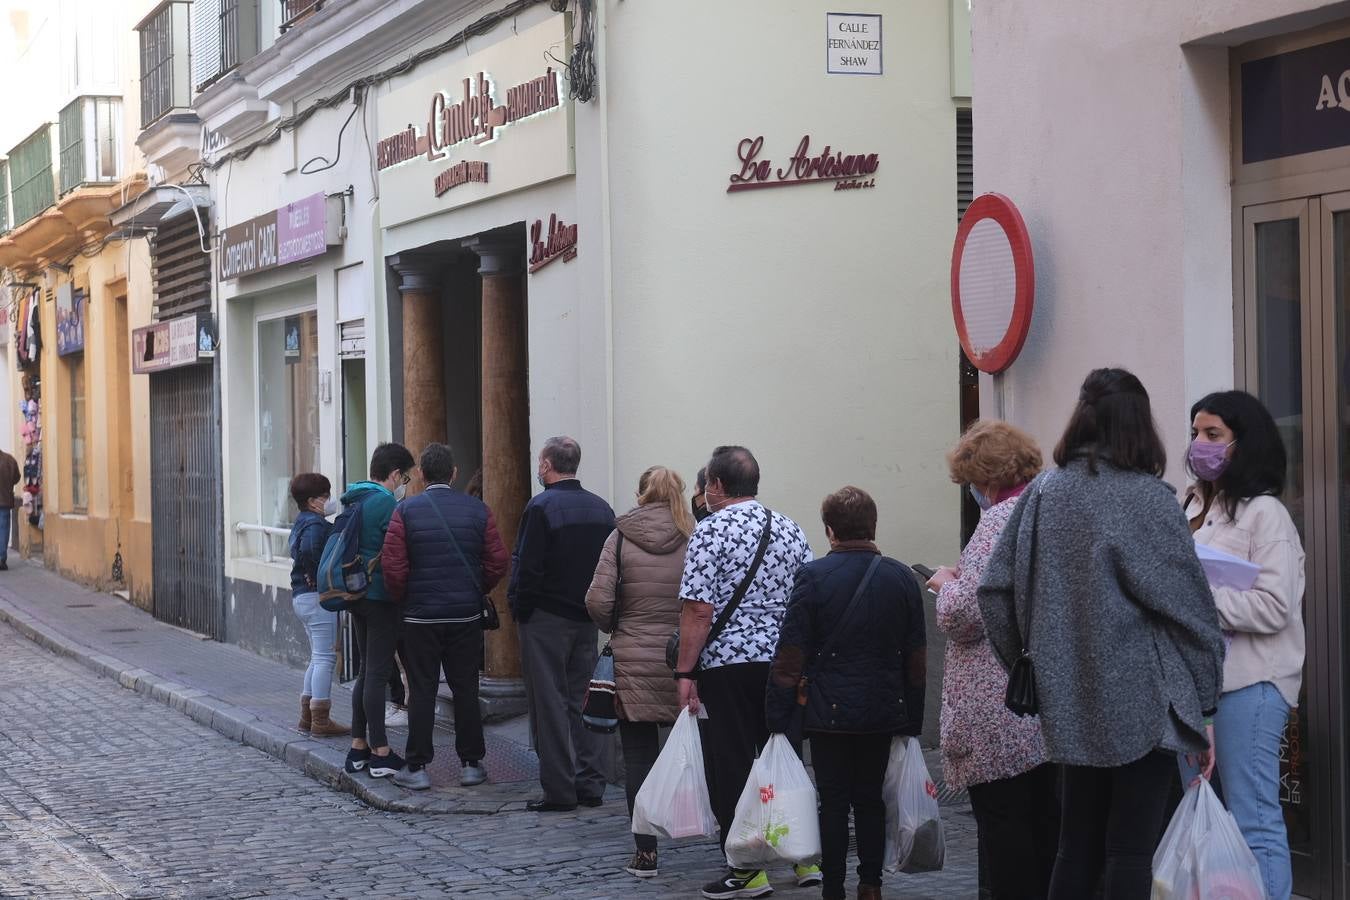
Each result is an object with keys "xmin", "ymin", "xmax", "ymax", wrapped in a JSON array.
[{"xmin": 673, "ymin": 445, "xmax": 817, "ymax": 900}]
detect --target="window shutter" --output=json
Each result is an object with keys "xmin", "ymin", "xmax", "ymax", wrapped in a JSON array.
[
  {"xmin": 192, "ymin": 0, "xmax": 222, "ymax": 92},
  {"xmin": 339, "ymin": 319, "xmax": 365, "ymax": 358},
  {"xmin": 957, "ymin": 107, "xmax": 973, "ymax": 222},
  {"xmin": 151, "ymin": 215, "xmax": 212, "ymax": 321}
]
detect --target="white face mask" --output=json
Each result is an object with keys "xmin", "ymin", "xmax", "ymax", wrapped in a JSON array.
[
  {"xmin": 393, "ymin": 483, "xmax": 407, "ymax": 502},
  {"xmin": 322, "ymin": 497, "xmax": 339, "ymax": 517}
]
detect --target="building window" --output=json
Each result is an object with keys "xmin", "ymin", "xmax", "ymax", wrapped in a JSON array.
[
  {"xmin": 257, "ymin": 310, "xmax": 319, "ymax": 527},
  {"xmin": 0, "ymin": 161, "xmax": 10, "ymax": 236},
  {"xmin": 70, "ymin": 357, "xmax": 88, "ymax": 512},
  {"xmin": 9, "ymin": 125, "xmax": 56, "ymax": 227},
  {"xmin": 137, "ymin": 1, "xmax": 192, "ymax": 128},
  {"xmin": 281, "ymin": 0, "xmax": 326, "ymax": 33},
  {"xmin": 59, "ymin": 97, "xmax": 121, "ymax": 194}
]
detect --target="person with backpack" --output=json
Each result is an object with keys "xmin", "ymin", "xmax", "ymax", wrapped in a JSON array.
[
  {"xmin": 766, "ymin": 486, "xmax": 927, "ymax": 900},
  {"xmin": 336, "ymin": 442, "xmax": 415, "ymax": 779},
  {"xmin": 288, "ymin": 472, "xmax": 348, "ymax": 737},
  {"xmin": 379, "ymin": 443, "xmax": 509, "ymax": 790}
]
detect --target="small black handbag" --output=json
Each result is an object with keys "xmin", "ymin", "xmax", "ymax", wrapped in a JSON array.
[{"xmin": 1003, "ymin": 472, "xmax": 1049, "ymax": 717}]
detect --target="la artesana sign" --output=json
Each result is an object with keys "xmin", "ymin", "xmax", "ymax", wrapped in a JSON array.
[{"xmin": 728, "ymin": 135, "xmax": 879, "ymax": 192}]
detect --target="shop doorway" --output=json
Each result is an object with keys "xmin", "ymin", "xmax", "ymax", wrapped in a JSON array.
[{"xmin": 1238, "ymin": 192, "xmax": 1350, "ymax": 898}]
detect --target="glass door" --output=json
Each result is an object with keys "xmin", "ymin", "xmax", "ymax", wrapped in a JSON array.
[{"xmin": 1242, "ymin": 196, "xmax": 1350, "ymax": 899}]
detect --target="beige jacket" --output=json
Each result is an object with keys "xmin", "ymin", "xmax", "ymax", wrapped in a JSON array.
[
  {"xmin": 585, "ymin": 503, "xmax": 688, "ymax": 723},
  {"xmin": 1183, "ymin": 491, "xmax": 1305, "ymax": 707}
]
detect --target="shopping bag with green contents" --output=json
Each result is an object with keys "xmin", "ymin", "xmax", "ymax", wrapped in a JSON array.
[{"xmin": 725, "ymin": 734, "xmax": 822, "ymax": 869}]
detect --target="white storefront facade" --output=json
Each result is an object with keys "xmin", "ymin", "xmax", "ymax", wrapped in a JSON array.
[{"xmin": 973, "ymin": 2, "xmax": 1350, "ymax": 894}]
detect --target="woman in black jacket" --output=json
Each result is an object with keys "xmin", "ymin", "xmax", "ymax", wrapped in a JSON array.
[{"xmin": 767, "ymin": 486, "xmax": 927, "ymax": 900}]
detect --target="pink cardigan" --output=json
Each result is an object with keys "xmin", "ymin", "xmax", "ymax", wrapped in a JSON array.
[{"xmin": 936, "ymin": 496, "xmax": 1048, "ymax": 791}]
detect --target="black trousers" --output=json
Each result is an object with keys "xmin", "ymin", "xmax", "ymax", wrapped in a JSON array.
[
  {"xmin": 1049, "ymin": 751, "xmax": 1175, "ymax": 900},
  {"xmin": 810, "ymin": 732, "xmax": 891, "ymax": 900},
  {"xmin": 699, "ymin": 662, "xmax": 772, "ymax": 856},
  {"xmin": 967, "ymin": 763, "xmax": 1061, "ymax": 900},
  {"xmin": 402, "ymin": 620, "xmax": 485, "ymax": 768},
  {"xmin": 619, "ymin": 720, "xmax": 667, "ymax": 852},
  {"xmin": 349, "ymin": 600, "xmax": 401, "ymax": 749}
]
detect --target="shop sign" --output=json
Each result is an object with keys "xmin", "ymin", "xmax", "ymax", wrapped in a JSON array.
[
  {"xmin": 56, "ymin": 284, "xmax": 85, "ymax": 356},
  {"xmin": 528, "ymin": 214, "xmax": 578, "ymax": 273},
  {"xmin": 132, "ymin": 314, "xmax": 216, "ymax": 374},
  {"xmin": 1242, "ymin": 37, "xmax": 1350, "ymax": 163},
  {"xmin": 826, "ymin": 13, "xmax": 882, "ymax": 75},
  {"xmin": 219, "ymin": 192, "xmax": 340, "ymax": 281},
  {"xmin": 727, "ymin": 135, "xmax": 879, "ymax": 193},
  {"xmin": 377, "ymin": 16, "xmax": 574, "ymax": 226}
]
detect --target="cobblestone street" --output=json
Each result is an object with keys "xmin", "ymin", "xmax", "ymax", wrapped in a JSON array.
[{"xmin": 0, "ymin": 617, "xmax": 979, "ymax": 899}]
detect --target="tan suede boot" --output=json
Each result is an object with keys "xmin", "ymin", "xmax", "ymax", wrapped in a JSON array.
[
  {"xmin": 309, "ymin": 699, "xmax": 351, "ymax": 737},
  {"xmin": 298, "ymin": 695, "xmax": 312, "ymax": 732},
  {"xmin": 857, "ymin": 885, "xmax": 882, "ymax": 900}
]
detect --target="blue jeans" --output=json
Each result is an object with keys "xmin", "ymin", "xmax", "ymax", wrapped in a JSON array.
[
  {"xmin": 1179, "ymin": 681, "xmax": 1292, "ymax": 900},
  {"xmin": 0, "ymin": 506, "xmax": 12, "ymax": 562},
  {"xmin": 292, "ymin": 592, "xmax": 337, "ymax": 702}
]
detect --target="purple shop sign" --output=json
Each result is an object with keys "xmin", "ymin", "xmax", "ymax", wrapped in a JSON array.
[
  {"xmin": 219, "ymin": 192, "xmax": 341, "ymax": 281},
  {"xmin": 278, "ymin": 193, "xmax": 328, "ymax": 267}
]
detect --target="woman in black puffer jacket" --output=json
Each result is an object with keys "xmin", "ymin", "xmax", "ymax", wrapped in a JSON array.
[{"xmin": 766, "ymin": 486, "xmax": 927, "ymax": 900}]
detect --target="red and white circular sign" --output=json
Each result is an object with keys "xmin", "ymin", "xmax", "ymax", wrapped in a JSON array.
[{"xmin": 951, "ymin": 193, "xmax": 1035, "ymax": 374}]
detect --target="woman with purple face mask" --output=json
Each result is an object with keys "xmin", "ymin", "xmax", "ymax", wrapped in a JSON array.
[{"xmin": 1181, "ymin": 390, "xmax": 1305, "ymax": 900}]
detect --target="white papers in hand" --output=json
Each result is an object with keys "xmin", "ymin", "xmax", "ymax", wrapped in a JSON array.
[{"xmin": 1194, "ymin": 541, "xmax": 1261, "ymax": 591}]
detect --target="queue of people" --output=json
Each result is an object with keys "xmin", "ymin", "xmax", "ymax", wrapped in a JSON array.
[{"xmin": 284, "ymin": 366, "xmax": 1305, "ymax": 900}]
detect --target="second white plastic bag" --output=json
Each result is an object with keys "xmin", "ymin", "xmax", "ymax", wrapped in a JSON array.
[
  {"xmin": 725, "ymin": 734, "xmax": 822, "ymax": 868},
  {"xmin": 631, "ymin": 709, "xmax": 718, "ymax": 840},
  {"xmin": 1151, "ymin": 778, "xmax": 1265, "ymax": 900},
  {"xmin": 884, "ymin": 736, "xmax": 946, "ymax": 873}
]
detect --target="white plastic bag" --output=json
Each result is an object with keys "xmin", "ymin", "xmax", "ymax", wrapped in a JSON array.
[
  {"xmin": 883, "ymin": 737, "xmax": 946, "ymax": 873},
  {"xmin": 631, "ymin": 709, "xmax": 718, "ymax": 839},
  {"xmin": 725, "ymin": 734, "xmax": 822, "ymax": 868},
  {"xmin": 1151, "ymin": 778, "xmax": 1265, "ymax": 900}
]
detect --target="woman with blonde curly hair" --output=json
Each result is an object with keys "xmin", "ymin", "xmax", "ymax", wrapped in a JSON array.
[
  {"xmin": 585, "ymin": 465, "xmax": 693, "ymax": 879},
  {"xmin": 928, "ymin": 419, "xmax": 1058, "ymax": 900}
]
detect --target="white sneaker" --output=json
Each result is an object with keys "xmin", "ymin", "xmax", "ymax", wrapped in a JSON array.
[
  {"xmin": 461, "ymin": 762, "xmax": 487, "ymax": 786},
  {"xmin": 385, "ymin": 704, "xmax": 409, "ymax": 727}
]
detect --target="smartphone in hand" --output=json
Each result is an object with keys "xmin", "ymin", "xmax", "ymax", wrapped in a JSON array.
[{"xmin": 911, "ymin": 564, "xmax": 936, "ymax": 581}]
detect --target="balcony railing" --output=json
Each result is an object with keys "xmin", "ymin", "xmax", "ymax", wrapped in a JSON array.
[
  {"xmin": 59, "ymin": 97, "xmax": 122, "ymax": 195},
  {"xmin": 280, "ymin": 0, "xmax": 326, "ymax": 33},
  {"xmin": 9, "ymin": 125, "xmax": 56, "ymax": 227},
  {"xmin": 138, "ymin": 1, "xmax": 193, "ymax": 128}
]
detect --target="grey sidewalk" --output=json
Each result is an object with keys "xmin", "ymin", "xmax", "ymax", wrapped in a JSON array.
[{"xmin": 0, "ymin": 559, "xmax": 980, "ymax": 896}]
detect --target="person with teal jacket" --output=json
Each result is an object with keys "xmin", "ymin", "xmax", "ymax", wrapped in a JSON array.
[{"xmin": 343, "ymin": 442, "xmax": 415, "ymax": 779}]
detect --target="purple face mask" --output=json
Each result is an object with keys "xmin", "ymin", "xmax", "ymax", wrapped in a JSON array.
[{"xmin": 1188, "ymin": 439, "xmax": 1233, "ymax": 482}]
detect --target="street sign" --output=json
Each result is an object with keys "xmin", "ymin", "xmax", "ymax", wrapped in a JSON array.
[{"xmin": 950, "ymin": 193, "xmax": 1034, "ymax": 374}]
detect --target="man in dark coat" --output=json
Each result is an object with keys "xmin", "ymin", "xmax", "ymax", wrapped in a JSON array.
[
  {"xmin": 381, "ymin": 443, "xmax": 508, "ymax": 790},
  {"xmin": 509, "ymin": 436, "xmax": 615, "ymax": 812}
]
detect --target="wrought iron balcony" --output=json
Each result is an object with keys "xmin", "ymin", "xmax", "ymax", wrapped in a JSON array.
[
  {"xmin": 137, "ymin": 1, "xmax": 193, "ymax": 128},
  {"xmin": 59, "ymin": 97, "xmax": 122, "ymax": 196},
  {"xmin": 9, "ymin": 124, "xmax": 57, "ymax": 227},
  {"xmin": 280, "ymin": 0, "xmax": 326, "ymax": 33}
]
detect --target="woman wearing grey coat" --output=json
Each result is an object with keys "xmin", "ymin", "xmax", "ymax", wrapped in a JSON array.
[{"xmin": 978, "ymin": 368, "xmax": 1225, "ymax": 900}]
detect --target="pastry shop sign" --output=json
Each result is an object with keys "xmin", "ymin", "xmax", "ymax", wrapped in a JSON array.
[{"xmin": 727, "ymin": 135, "xmax": 879, "ymax": 193}]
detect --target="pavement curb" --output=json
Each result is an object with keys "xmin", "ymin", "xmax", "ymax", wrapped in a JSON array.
[{"xmin": 0, "ymin": 596, "xmax": 523, "ymax": 815}]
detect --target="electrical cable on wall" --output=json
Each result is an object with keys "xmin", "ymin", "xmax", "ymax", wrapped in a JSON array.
[
  {"xmin": 206, "ymin": 0, "xmax": 550, "ymax": 172},
  {"xmin": 568, "ymin": 0, "xmax": 597, "ymax": 102},
  {"xmin": 300, "ymin": 86, "xmax": 363, "ymax": 175}
]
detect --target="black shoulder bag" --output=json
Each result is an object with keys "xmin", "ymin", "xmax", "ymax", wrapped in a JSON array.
[
  {"xmin": 666, "ymin": 510, "xmax": 774, "ymax": 671},
  {"xmin": 427, "ymin": 497, "xmax": 500, "ymax": 630},
  {"xmin": 796, "ymin": 555, "xmax": 884, "ymax": 725},
  {"xmin": 582, "ymin": 534, "xmax": 624, "ymax": 734},
  {"xmin": 1004, "ymin": 474, "xmax": 1049, "ymax": 717}
]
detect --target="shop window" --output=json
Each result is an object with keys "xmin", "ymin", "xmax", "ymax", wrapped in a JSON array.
[
  {"xmin": 257, "ymin": 310, "xmax": 319, "ymax": 527},
  {"xmin": 69, "ymin": 357, "xmax": 87, "ymax": 512}
]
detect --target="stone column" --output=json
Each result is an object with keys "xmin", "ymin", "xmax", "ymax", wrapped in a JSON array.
[
  {"xmin": 465, "ymin": 237, "xmax": 528, "ymax": 715},
  {"xmin": 390, "ymin": 255, "xmax": 445, "ymax": 496}
]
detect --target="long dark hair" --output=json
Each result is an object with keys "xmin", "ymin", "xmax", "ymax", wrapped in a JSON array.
[
  {"xmin": 1187, "ymin": 390, "xmax": 1286, "ymax": 521},
  {"xmin": 1053, "ymin": 368, "xmax": 1167, "ymax": 477}
]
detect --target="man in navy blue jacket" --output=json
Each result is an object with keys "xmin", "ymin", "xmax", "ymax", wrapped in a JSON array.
[
  {"xmin": 509, "ymin": 436, "xmax": 616, "ymax": 812},
  {"xmin": 382, "ymin": 443, "xmax": 508, "ymax": 791}
]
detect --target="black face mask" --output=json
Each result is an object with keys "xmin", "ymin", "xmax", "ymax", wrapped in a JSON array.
[{"xmin": 692, "ymin": 497, "xmax": 710, "ymax": 522}]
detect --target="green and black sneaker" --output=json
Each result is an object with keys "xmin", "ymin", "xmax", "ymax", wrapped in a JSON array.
[{"xmin": 701, "ymin": 868, "xmax": 773, "ymax": 899}]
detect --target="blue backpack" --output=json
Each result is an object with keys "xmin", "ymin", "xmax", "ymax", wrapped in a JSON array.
[{"xmin": 317, "ymin": 501, "xmax": 373, "ymax": 611}]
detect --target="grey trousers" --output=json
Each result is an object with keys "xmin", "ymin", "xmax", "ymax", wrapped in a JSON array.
[{"xmin": 518, "ymin": 608, "xmax": 607, "ymax": 805}]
